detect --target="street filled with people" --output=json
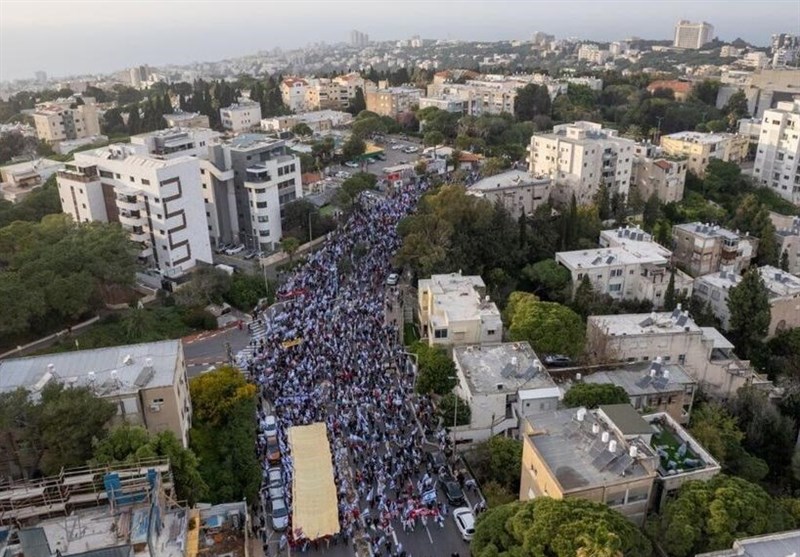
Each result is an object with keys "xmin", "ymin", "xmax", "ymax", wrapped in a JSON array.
[{"xmin": 237, "ymin": 180, "xmax": 471, "ymax": 556}]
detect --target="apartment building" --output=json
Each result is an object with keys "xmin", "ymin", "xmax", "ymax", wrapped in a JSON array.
[
  {"xmin": 659, "ymin": 131, "xmax": 749, "ymax": 176},
  {"xmin": 425, "ymin": 79, "xmax": 520, "ymax": 116},
  {"xmin": 631, "ymin": 143, "xmax": 687, "ymax": 204},
  {"xmin": 365, "ymin": 86, "xmax": 423, "ymax": 117},
  {"xmin": 164, "ymin": 111, "xmax": 211, "ymax": 129},
  {"xmin": 693, "ymin": 266, "xmax": 800, "ymax": 335},
  {"xmin": 281, "ymin": 77, "xmax": 311, "ymax": 112},
  {"xmin": 770, "ymin": 212, "xmax": 800, "ymax": 274},
  {"xmin": 671, "ymin": 222, "xmax": 758, "ymax": 276},
  {"xmin": 519, "ymin": 405, "xmax": 660, "ymax": 526},
  {"xmin": 467, "ymin": 170, "xmax": 551, "ymax": 219},
  {"xmin": 673, "ymin": 20, "xmax": 714, "ymax": 49},
  {"xmin": 557, "ymin": 228, "xmax": 693, "ymax": 305},
  {"xmin": 586, "ymin": 309, "xmax": 772, "ymax": 398},
  {"xmin": 279, "ymin": 74, "xmax": 370, "ymax": 113},
  {"xmin": 56, "ymin": 144, "xmax": 213, "ymax": 276},
  {"xmin": 261, "ymin": 110, "xmax": 353, "ymax": 133},
  {"xmin": 0, "ymin": 158, "xmax": 64, "ymax": 203},
  {"xmin": 577, "ymin": 44, "xmax": 611, "ymax": 65},
  {"xmin": 32, "ymin": 96, "xmax": 101, "ymax": 144},
  {"xmin": 0, "ymin": 340, "xmax": 192, "ymax": 448},
  {"xmin": 220, "ymin": 99, "xmax": 262, "ymax": 133},
  {"xmin": 417, "ymin": 272, "xmax": 503, "ymax": 347},
  {"xmin": 696, "ymin": 530, "xmax": 800, "ymax": 557},
  {"xmin": 527, "ymin": 121, "xmax": 635, "ymax": 205},
  {"xmin": 753, "ymin": 99, "xmax": 800, "ymax": 206},
  {"xmin": 451, "ymin": 342, "xmax": 560, "ymax": 443}
]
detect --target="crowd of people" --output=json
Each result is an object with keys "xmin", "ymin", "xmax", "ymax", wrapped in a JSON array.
[{"xmin": 239, "ymin": 180, "xmax": 464, "ymax": 556}]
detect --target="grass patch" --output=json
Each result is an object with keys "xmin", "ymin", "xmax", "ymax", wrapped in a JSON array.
[{"xmin": 403, "ymin": 322, "xmax": 419, "ymax": 346}]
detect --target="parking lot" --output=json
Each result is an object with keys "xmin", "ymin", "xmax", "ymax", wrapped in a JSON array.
[{"xmin": 332, "ymin": 135, "xmax": 424, "ymax": 180}]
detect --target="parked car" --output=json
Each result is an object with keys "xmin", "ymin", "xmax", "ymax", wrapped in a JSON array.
[
  {"xmin": 266, "ymin": 466, "xmax": 282, "ymax": 489},
  {"xmin": 270, "ymin": 497, "xmax": 289, "ymax": 531},
  {"xmin": 403, "ymin": 146, "xmax": 419, "ymax": 154},
  {"xmin": 225, "ymin": 244, "xmax": 245, "ymax": 255},
  {"xmin": 376, "ymin": 153, "xmax": 387, "ymax": 161},
  {"xmin": 335, "ymin": 170, "xmax": 350, "ymax": 178},
  {"xmin": 386, "ymin": 273, "xmax": 399, "ymax": 286},
  {"xmin": 426, "ymin": 451, "xmax": 448, "ymax": 474},
  {"xmin": 344, "ymin": 160, "xmax": 359, "ymax": 168},
  {"xmin": 390, "ymin": 143, "xmax": 402, "ymax": 150},
  {"xmin": 543, "ymin": 354, "xmax": 572, "ymax": 367},
  {"xmin": 438, "ymin": 473, "xmax": 466, "ymax": 506},
  {"xmin": 244, "ymin": 250, "xmax": 258, "ymax": 260},
  {"xmin": 215, "ymin": 243, "xmax": 232, "ymax": 254},
  {"xmin": 264, "ymin": 415, "xmax": 278, "ymax": 438},
  {"xmin": 266, "ymin": 436, "xmax": 281, "ymax": 464},
  {"xmin": 453, "ymin": 507, "xmax": 475, "ymax": 541}
]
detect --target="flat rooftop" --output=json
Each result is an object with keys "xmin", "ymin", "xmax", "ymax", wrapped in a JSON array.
[
  {"xmin": 227, "ymin": 133, "xmax": 283, "ymax": 150},
  {"xmin": 588, "ymin": 307, "xmax": 702, "ymax": 336},
  {"xmin": 0, "ymin": 339, "xmax": 181, "ymax": 397},
  {"xmin": 674, "ymin": 222, "xmax": 741, "ymax": 241},
  {"xmin": 556, "ymin": 243, "xmax": 668, "ymax": 270},
  {"xmin": 526, "ymin": 407, "xmax": 657, "ymax": 492},
  {"xmin": 695, "ymin": 529, "xmax": 800, "ymax": 557},
  {"xmin": 643, "ymin": 413, "xmax": 720, "ymax": 479},
  {"xmin": 420, "ymin": 273, "xmax": 501, "ymax": 325},
  {"xmin": 468, "ymin": 170, "xmax": 550, "ymax": 192},
  {"xmin": 696, "ymin": 270, "xmax": 741, "ymax": 290},
  {"xmin": 581, "ymin": 361, "xmax": 695, "ymax": 397},
  {"xmin": 662, "ymin": 131, "xmax": 738, "ymax": 144},
  {"xmin": 453, "ymin": 342, "xmax": 558, "ymax": 395},
  {"xmin": 758, "ymin": 265, "xmax": 800, "ymax": 298}
]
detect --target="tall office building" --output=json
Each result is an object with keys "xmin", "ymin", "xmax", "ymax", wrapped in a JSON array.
[
  {"xmin": 350, "ymin": 30, "xmax": 369, "ymax": 47},
  {"xmin": 673, "ymin": 20, "xmax": 714, "ymax": 49},
  {"xmin": 34, "ymin": 70, "xmax": 47, "ymax": 83},
  {"xmin": 753, "ymin": 99, "xmax": 800, "ymax": 205}
]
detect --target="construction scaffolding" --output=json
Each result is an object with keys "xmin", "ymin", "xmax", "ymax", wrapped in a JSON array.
[{"xmin": 0, "ymin": 457, "xmax": 176, "ymax": 528}]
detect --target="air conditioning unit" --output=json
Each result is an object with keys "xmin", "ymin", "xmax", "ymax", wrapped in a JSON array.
[{"xmin": 149, "ymin": 403, "xmax": 161, "ymax": 412}]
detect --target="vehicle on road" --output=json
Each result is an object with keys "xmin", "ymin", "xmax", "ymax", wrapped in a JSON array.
[
  {"xmin": 225, "ymin": 244, "xmax": 245, "ymax": 255},
  {"xmin": 244, "ymin": 250, "xmax": 259, "ymax": 260},
  {"xmin": 390, "ymin": 144, "xmax": 402, "ymax": 150},
  {"xmin": 215, "ymin": 243, "xmax": 233, "ymax": 254},
  {"xmin": 386, "ymin": 273, "xmax": 399, "ymax": 286},
  {"xmin": 266, "ymin": 436, "xmax": 281, "ymax": 464},
  {"xmin": 264, "ymin": 415, "xmax": 278, "ymax": 438},
  {"xmin": 453, "ymin": 507, "xmax": 475, "ymax": 541},
  {"xmin": 403, "ymin": 146, "xmax": 419, "ymax": 154},
  {"xmin": 344, "ymin": 160, "xmax": 359, "ymax": 168},
  {"xmin": 543, "ymin": 354, "xmax": 573, "ymax": 367},
  {"xmin": 438, "ymin": 473, "xmax": 466, "ymax": 506},
  {"xmin": 335, "ymin": 170, "xmax": 350, "ymax": 178},
  {"xmin": 426, "ymin": 451, "xmax": 448, "ymax": 473},
  {"xmin": 270, "ymin": 497, "xmax": 289, "ymax": 531},
  {"xmin": 266, "ymin": 466, "xmax": 282, "ymax": 489}
]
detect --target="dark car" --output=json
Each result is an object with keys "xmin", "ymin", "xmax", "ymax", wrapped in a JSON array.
[
  {"xmin": 426, "ymin": 451, "xmax": 448, "ymax": 474},
  {"xmin": 438, "ymin": 473, "xmax": 466, "ymax": 506},
  {"xmin": 543, "ymin": 354, "xmax": 572, "ymax": 367},
  {"xmin": 266, "ymin": 437, "xmax": 281, "ymax": 464}
]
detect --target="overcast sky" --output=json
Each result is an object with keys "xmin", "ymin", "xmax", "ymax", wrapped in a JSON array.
[{"xmin": 1, "ymin": 0, "xmax": 797, "ymax": 82}]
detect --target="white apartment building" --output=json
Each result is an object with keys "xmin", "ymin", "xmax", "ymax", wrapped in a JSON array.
[
  {"xmin": 261, "ymin": 110, "xmax": 353, "ymax": 133},
  {"xmin": 220, "ymin": 100, "xmax": 262, "ymax": 133},
  {"xmin": 672, "ymin": 222, "xmax": 758, "ymax": 277},
  {"xmin": 451, "ymin": 342, "xmax": 560, "ymax": 443},
  {"xmin": 33, "ymin": 96, "xmax": 101, "ymax": 144},
  {"xmin": 753, "ymin": 100, "xmax": 800, "ymax": 205},
  {"xmin": 56, "ymin": 144, "xmax": 213, "ymax": 276},
  {"xmin": 587, "ymin": 309, "xmax": 771, "ymax": 398},
  {"xmin": 771, "ymin": 212, "xmax": 800, "ymax": 275},
  {"xmin": 631, "ymin": 143, "xmax": 687, "ymax": 204},
  {"xmin": 660, "ymin": 131, "xmax": 749, "ymax": 176},
  {"xmin": 417, "ymin": 272, "xmax": 503, "ymax": 347},
  {"xmin": 558, "ymin": 227, "xmax": 693, "ymax": 305},
  {"xmin": 164, "ymin": 111, "xmax": 210, "ymax": 129},
  {"xmin": 280, "ymin": 77, "xmax": 310, "ymax": 112},
  {"xmin": 365, "ymin": 87, "xmax": 423, "ymax": 117},
  {"xmin": 673, "ymin": 20, "xmax": 714, "ymax": 49},
  {"xmin": 467, "ymin": 170, "xmax": 551, "ymax": 219},
  {"xmin": 577, "ymin": 44, "xmax": 611, "ymax": 65},
  {"xmin": 528, "ymin": 121, "xmax": 635, "ymax": 205},
  {"xmin": 693, "ymin": 266, "xmax": 800, "ymax": 336}
]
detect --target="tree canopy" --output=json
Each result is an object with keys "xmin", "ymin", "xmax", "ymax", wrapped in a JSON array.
[
  {"xmin": 471, "ymin": 498, "xmax": 652, "ymax": 557},
  {"xmin": 726, "ymin": 267, "xmax": 770, "ymax": 358},
  {"xmin": 410, "ymin": 341, "xmax": 457, "ymax": 395},
  {"xmin": 563, "ymin": 383, "xmax": 630, "ymax": 409},
  {"xmin": 505, "ymin": 291, "xmax": 585, "ymax": 358}
]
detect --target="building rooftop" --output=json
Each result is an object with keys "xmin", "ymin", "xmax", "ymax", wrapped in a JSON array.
[
  {"xmin": 696, "ymin": 269, "xmax": 742, "ymax": 290},
  {"xmin": 758, "ymin": 265, "xmax": 800, "ymax": 298},
  {"xmin": 221, "ymin": 99, "xmax": 260, "ymax": 111},
  {"xmin": 599, "ymin": 227, "xmax": 671, "ymax": 257},
  {"xmin": 453, "ymin": 342, "xmax": 558, "ymax": 396},
  {"xmin": 674, "ymin": 222, "xmax": 742, "ymax": 241},
  {"xmin": 468, "ymin": 170, "xmax": 550, "ymax": 192},
  {"xmin": 526, "ymin": 406, "xmax": 657, "ymax": 492},
  {"xmin": 227, "ymin": 133, "xmax": 284, "ymax": 150},
  {"xmin": 0, "ymin": 340, "xmax": 181, "ymax": 397},
  {"xmin": 642, "ymin": 412, "xmax": 720, "ymax": 479},
  {"xmin": 581, "ymin": 360, "xmax": 696, "ymax": 397},
  {"xmin": 662, "ymin": 131, "xmax": 739, "ymax": 144},
  {"xmin": 695, "ymin": 529, "xmax": 800, "ymax": 557},
  {"xmin": 164, "ymin": 111, "xmax": 205, "ymax": 121},
  {"xmin": 700, "ymin": 327, "xmax": 735, "ymax": 350},
  {"xmin": 419, "ymin": 272, "xmax": 501, "ymax": 326},
  {"xmin": 589, "ymin": 307, "xmax": 703, "ymax": 337},
  {"xmin": 556, "ymin": 243, "xmax": 669, "ymax": 270}
]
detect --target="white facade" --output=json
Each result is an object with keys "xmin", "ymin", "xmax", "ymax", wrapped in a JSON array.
[
  {"xmin": 32, "ymin": 97, "xmax": 101, "ymax": 144},
  {"xmin": 771, "ymin": 212, "xmax": 800, "ymax": 275},
  {"xmin": 527, "ymin": 121, "xmax": 635, "ymax": 205},
  {"xmin": 467, "ymin": 170, "xmax": 551, "ymax": 219},
  {"xmin": 753, "ymin": 100, "xmax": 800, "ymax": 206},
  {"xmin": 220, "ymin": 100, "xmax": 262, "ymax": 133},
  {"xmin": 243, "ymin": 156, "xmax": 301, "ymax": 252},
  {"xmin": 261, "ymin": 110, "xmax": 353, "ymax": 133},
  {"xmin": 56, "ymin": 144, "xmax": 213, "ymax": 276},
  {"xmin": 674, "ymin": 20, "xmax": 714, "ymax": 49}
]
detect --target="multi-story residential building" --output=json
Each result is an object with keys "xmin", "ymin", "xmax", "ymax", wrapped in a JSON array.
[
  {"xmin": 673, "ymin": 20, "xmax": 714, "ymax": 49},
  {"xmin": 527, "ymin": 121, "xmax": 636, "ymax": 205},
  {"xmin": 164, "ymin": 111, "xmax": 211, "ymax": 129},
  {"xmin": 261, "ymin": 110, "xmax": 353, "ymax": 133},
  {"xmin": 32, "ymin": 96, "xmax": 101, "ymax": 144},
  {"xmin": 577, "ymin": 44, "xmax": 610, "ymax": 65},
  {"xmin": 696, "ymin": 530, "xmax": 800, "ymax": 557},
  {"xmin": 451, "ymin": 342, "xmax": 560, "ymax": 443},
  {"xmin": 671, "ymin": 222, "xmax": 758, "ymax": 277},
  {"xmin": 717, "ymin": 68, "xmax": 800, "ymax": 119},
  {"xmin": 417, "ymin": 272, "xmax": 503, "ymax": 347},
  {"xmin": 557, "ymin": 228, "xmax": 693, "ymax": 305},
  {"xmin": 737, "ymin": 117, "xmax": 762, "ymax": 143},
  {"xmin": 350, "ymin": 29, "xmax": 369, "ymax": 47},
  {"xmin": 365, "ymin": 86, "xmax": 423, "ymax": 117},
  {"xmin": 280, "ymin": 77, "xmax": 310, "ymax": 112},
  {"xmin": 660, "ymin": 131, "xmax": 749, "ymax": 176},
  {"xmin": 631, "ymin": 143, "xmax": 687, "ymax": 204},
  {"xmin": 0, "ymin": 340, "xmax": 192, "ymax": 448},
  {"xmin": 0, "ymin": 158, "xmax": 64, "ymax": 203},
  {"xmin": 770, "ymin": 212, "xmax": 800, "ymax": 274},
  {"xmin": 219, "ymin": 99, "xmax": 262, "ymax": 133},
  {"xmin": 280, "ymin": 74, "xmax": 371, "ymax": 113},
  {"xmin": 418, "ymin": 96, "xmax": 467, "ymax": 113},
  {"xmin": 752, "ymin": 99, "xmax": 800, "ymax": 205},
  {"xmin": 56, "ymin": 144, "xmax": 213, "ymax": 276},
  {"xmin": 693, "ymin": 266, "xmax": 800, "ymax": 336},
  {"xmin": 467, "ymin": 170, "xmax": 551, "ymax": 219},
  {"xmin": 586, "ymin": 309, "xmax": 772, "ymax": 398}
]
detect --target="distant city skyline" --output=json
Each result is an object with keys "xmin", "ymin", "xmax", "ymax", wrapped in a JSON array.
[{"xmin": 1, "ymin": 0, "xmax": 797, "ymax": 82}]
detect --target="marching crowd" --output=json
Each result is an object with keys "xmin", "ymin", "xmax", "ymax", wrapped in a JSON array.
[{"xmin": 238, "ymin": 180, "xmax": 465, "ymax": 556}]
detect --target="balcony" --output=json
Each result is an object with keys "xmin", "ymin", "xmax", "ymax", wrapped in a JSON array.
[
  {"xmin": 124, "ymin": 225, "xmax": 148, "ymax": 242},
  {"xmin": 118, "ymin": 209, "xmax": 142, "ymax": 227},
  {"xmin": 245, "ymin": 165, "xmax": 272, "ymax": 183},
  {"xmin": 116, "ymin": 194, "xmax": 142, "ymax": 211},
  {"xmin": 139, "ymin": 244, "xmax": 153, "ymax": 258},
  {"xmin": 56, "ymin": 169, "xmax": 98, "ymax": 183}
]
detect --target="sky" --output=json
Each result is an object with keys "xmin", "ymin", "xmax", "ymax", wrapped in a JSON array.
[{"xmin": 1, "ymin": 0, "xmax": 798, "ymax": 82}]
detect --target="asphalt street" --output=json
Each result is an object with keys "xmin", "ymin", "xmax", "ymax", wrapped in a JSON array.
[{"xmin": 183, "ymin": 325, "xmax": 251, "ymax": 376}]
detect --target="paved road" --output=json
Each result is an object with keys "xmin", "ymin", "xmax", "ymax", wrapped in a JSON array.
[{"xmin": 183, "ymin": 325, "xmax": 251, "ymax": 376}]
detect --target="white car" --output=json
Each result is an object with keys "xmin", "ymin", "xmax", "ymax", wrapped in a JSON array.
[
  {"xmin": 390, "ymin": 144, "xmax": 402, "ymax": 150},
  {"xmin": 225, "ymin": 245, "xmax": 245, "ymax": 255},
  {"xmin": 403, "ymin": 146, "xmax": 419, "ymax": 154},
  {"xmin": 344, "ymin": 160, "xmax": 359, "ymax": 168},
  {"xmin": 270, "ymin": 497, "xmax": 289, "ymax": 531},
  {"xmin": 386, "ymin": 273, "xmax": 399, "ymax": 286},
  {"xmin": 453, "ymin": 507, "xmax": 475, "ymax": 542},
  {"xmin": 264, "ymin": 415, "xmax": 278, "ymax": 438}
]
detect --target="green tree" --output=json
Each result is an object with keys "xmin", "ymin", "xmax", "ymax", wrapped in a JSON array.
[
  {"xmin": 472, "ymin": 498, "xmax": 651, "ymax": 557},
  {"xmin": 341, "ymin": 135, "xmax": 366, "ymax": 161},
  {"xmin": 336, "ymin": 172, "xmax": 377, "ymax": 208},
  {"xmin": 291, "ymin": 123, "xmax": 313, "ymax": 137},
  {"xmin": 189, "ymin": 366, "xmax": 261, "ymax": 503},
  {"xmin": 563, "ymin": 383, "xmax": 630, "ymax": 409},
  {"xmin": 480, "ymin": 156, "xmax": 510, "ymax": 177},
  {"xmin": 727, "ymin": 267, "xmax": 770, "ymax": 357},
  {"xmin": 642, "ymin": 194, "xmax": 661, "ymax": 230},
  {"xmin": 505, "ymin": 292, "xmax": 585, "ymax": 357},
  {"xmin": 92, "ymin": 424, "xmax": 207, "ymax": 504},
  {"xmin": 780, "ymin": 250, "xmax": 790, "ymax": 271},
  {"xmin": 654, "ymin": 475, "xmax": 796, "ymax": 557},
  {"xmin": 224, "ymin": 273, "xmax": 271, "ymax": 311},
  {"xmin": 513, "ymin": 83, "xmax": 552, "ymax": 121},
  {"xmin": 423, "ymin": 130, "xmax": 445, "ymax": 148},
  {"xmin": 174, "ymin": 266, "xmax": 231, "ymax": 308},
  {"xmin": 411, "ymin": 341, "xmax": 457, "ymax": 395},
  {"xmin": 472, "ymin": 436, "xmax": 523, "ymax": 493},
  {"xmin": 347, "ymin": 86, "xmax": 366, "ymax": 115},
  {"xmin": 280, "ymin": 236, "xmax": 301, "ymax": 261},
  {"xmin": 521, "ymin": 259, "xmax": 572, "ymax": 303},
  {"xmin": 664, "ymin": 269, "xmax": 677, "ymax": 310},
  {"xmin": 438, "ymin": 392, "xmax": 471, "ymax": 426}
]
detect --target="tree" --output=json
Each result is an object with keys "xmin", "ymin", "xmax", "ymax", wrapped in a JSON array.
[
  {"xmin": 472, "ymin": 436, "xmax": 523, "ymax": 494},
  {"xmin": 521, "ymin": 259, "xmax": 571, "ymax": 303},
  {"xmin": 126, "ymin": 107, "xmax": 141, "ymax": 135},
  {"xmin": 664, "ymin": 269, "xmax": 677, "ymax": 310},
  {"xmin": 654, "ymin": 475, "xmax": 796, "ymax": 557},
  {"xmin": 0, "ymin": 131, "xmax": 27, "ymax": 164},
  {"xmin": 563, "ymin": 383, "xmax": 630, "ymax": 409},
  {"xmin": 514, "ymin": 83, "xmax": 552, "ymax": 121},
  {"xmin": 341, "ymin": 135, "xmax": 366, "ymax": 161},
  {"xmin": 471, "ymin": 498, "xmax": 652, "ymax": 557},
  {"xmin": 423, "ymin": 130, "xmax": 445, "ymax": 148},
  {"xmin": 347, "ymin": 86, "xmax": 366, "ymax": 115},
  {"xmin": 480, "ymin": 156, "xmax": 510, "ymax": 177},
  {"xmin": 92, "ymin": 424, "xmax": 207, "ymax": 504},
  {"xmin": 438, "ymin": 393, "xmax": 470, "ymax": 426},
  {"xmin": 505, "ymin": 292, "xmax": 585, "ymax": 357},
  {"xmin": 727, "ymin": 267, "xmax": 770, "ymax": 358},
  {"xmin": 189, "ymin": 366, "xmax": 261, "ymax": 503},
  {"xmin": 224, "ymin": 273, "xmax": 271, "ymax": 311},
  {"xmin": 291, "ymin": 123, "xmax": 313, "ymax": 137},
  {"xmin": 780, "ymin": 250, "xmax": 790, "ymax": 272},
  {"xmin": 411, "ymin": 341, "xmax": 457, "ymax": 395},
  {"xmin": 280, "ymin": 236, "xmax": 301, "ymax": 261},
  {"xmin": 174, "ymin": 266, "xmax": 231, "ymax": 308},
  {"xmin": 642, "ymin": 194, "xmax": 661, "ymax": 230}
]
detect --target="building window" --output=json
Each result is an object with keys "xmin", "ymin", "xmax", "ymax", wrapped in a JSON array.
[
  {"xmin": 678, "ymin": 354, "xmax": 686, "ymax": 365},
  {"xmin": 487, "ymin": 329, "xmax": 496, "ymax": 335},
  {"xmin": 256, "ymin": 201, "xmax": 267, "ymax": 209},
  {"xmin": 434, "ymin": 328, "xmax": 448, "ymax": 339},
  {"xmin": 141, "ymin": 178, "xmax": 150, "ymax": 185}
]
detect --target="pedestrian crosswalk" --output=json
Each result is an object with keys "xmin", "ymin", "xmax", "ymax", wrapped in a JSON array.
[{"xmin": 236, "ymin": 320, "xmax": 268, "ymax": 363}]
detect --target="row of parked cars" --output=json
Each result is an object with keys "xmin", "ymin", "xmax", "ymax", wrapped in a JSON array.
[
  {"xmin": 390, "ymin": 143, "xmax": 419, "ymax": 154},
  {"xmin": 426, "ymin": 450, "xmax": 476, "ymax": 542},
  {"xmin": 261, "ymin": 415, "xmax": 289, "ymax": 532},
  {"xmin": 215, "ymin": 243, "xmax": 261, "ymax": 259}
]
